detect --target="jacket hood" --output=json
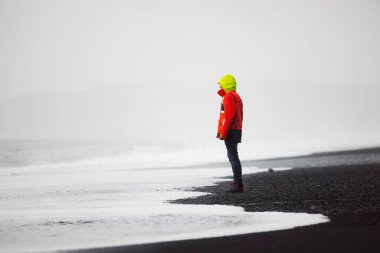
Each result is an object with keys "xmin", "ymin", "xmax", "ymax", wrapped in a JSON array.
[{"xmin": 218, "ymin": 74, "xmax": 236, "ymax": 92}]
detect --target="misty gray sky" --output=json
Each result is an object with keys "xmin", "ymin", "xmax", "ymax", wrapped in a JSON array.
[
  {"xmin": 1, "ymin": 0, "xmax": 379, "ymax": 97},
  {"xmin": 1, "ymin": 0, "xmax": 379, "ymax": 150}
]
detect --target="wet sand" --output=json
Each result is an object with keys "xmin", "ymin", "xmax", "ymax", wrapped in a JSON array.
[{"xmin": 67, "ymin": 147, "xmax": 380, "ymax": 253}]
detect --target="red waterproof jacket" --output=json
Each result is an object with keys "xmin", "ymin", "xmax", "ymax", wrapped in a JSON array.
[{"xmin": 217, "ymin": 89, "xmax": 243, "ymax": 140}]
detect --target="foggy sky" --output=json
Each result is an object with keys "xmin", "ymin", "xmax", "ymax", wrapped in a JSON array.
[
  {"xmin": 1, "ymin": 0, "xmax": 379, "ymax": 149},
  {"xmin": 1, "ymin": 0, "xmax": 379, "ymax": 97}
]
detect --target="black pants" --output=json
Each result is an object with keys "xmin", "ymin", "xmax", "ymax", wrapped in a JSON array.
[{"xmin": 224, "ymin": 139, "xmax": 242, "ymax": 182}]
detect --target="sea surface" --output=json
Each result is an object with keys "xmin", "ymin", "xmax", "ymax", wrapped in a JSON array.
[{"xmin": 0, "ymin": 140, "xmax": 328, "ymax": 252}]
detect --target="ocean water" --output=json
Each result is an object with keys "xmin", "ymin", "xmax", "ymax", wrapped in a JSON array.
[{"xmin": 0, "ymin": 140, "xmax": 329, "ymax": 252}]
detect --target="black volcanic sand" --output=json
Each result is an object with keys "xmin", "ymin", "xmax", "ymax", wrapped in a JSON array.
[
  {"xmin": 68, "ymin": 149, "xmax": 380, "ymax": 253},
  {"xmin": 175, "ymin": 163, "xmax": 380, "ymax": 225}
]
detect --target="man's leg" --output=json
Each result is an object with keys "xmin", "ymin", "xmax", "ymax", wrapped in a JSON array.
[{"xmin": 224, "ymin": 140, "xmax": 242, "ymax": 183}]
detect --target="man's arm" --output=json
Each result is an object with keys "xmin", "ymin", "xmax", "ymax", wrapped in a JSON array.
[{"xmin": 220, "ymin": 93, "xmax": 237, "ymax": 139}]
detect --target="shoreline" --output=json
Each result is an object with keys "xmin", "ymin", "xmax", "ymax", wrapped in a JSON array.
[
  {"xmin": 174, "ymin": 163, "xmax": 380, "ymax": 224},
  {"xmin": 67, "ymin": 148, "xmax": 380, "ymax": 253}
]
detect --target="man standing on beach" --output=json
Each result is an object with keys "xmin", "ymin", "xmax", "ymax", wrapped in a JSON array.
[{"xmin": 216, "ymin": 74, "xmax": 244, "ymax": 193}]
